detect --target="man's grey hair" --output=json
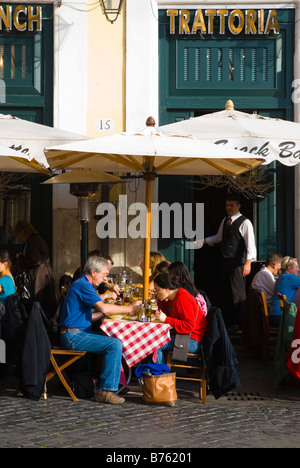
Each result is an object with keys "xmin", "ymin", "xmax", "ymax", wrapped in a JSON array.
[{"xmin": 83, "ymin": 256, "xmax": 111, "ymax": 275}]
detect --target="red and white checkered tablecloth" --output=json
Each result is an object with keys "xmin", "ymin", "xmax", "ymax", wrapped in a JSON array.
[{"xmin": 100, "ymin": 320, "xmax": 171, "ymax": 368}]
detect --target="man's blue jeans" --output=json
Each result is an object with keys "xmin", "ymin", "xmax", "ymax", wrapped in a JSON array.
[
  {"xmin": 60, "ymin": 330, "xmax": 123, "ymax": 392},
  {"xmin": 155, "ymin": 335, "xmax": 202, "ymax": 364}
]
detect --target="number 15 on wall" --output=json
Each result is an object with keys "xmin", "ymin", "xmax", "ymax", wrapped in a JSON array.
[{"xmin": 96, "ymin": 118, "xmax": 115, "ymax": 132}]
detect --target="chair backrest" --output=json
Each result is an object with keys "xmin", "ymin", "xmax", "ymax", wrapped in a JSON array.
[
  {"xmin": 52, "ymin": 293, "xmax": 66, "ymax": 325},
  {"xmin": 48, "ymin": 294, "xmax": 65, "ymax": 347},
  {"xmin": 257, "ymin": 289, "xmax": 272, "ymax": 339},
  {"xmin": 242, "ymin": 287, "xmax": 265, "ymax": 347},
  {"xmin": 258, "ymin": 290, "xmax": 269, "ymax": 318}
]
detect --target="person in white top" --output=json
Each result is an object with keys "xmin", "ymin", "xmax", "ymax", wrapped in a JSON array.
[
  {"xmin": 251, "ymin": 252, "xmax": 282, "ymax": 307},
  {"xmin": 202, "ymin": 194, "xmax": 257, "ymax": 331}
]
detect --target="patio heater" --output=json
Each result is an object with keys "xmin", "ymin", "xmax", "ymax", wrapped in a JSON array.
[
  {"xmin": 42, "ymin": 169, "xmax": 125, "ymax": 273},
  {"xmin": 70, "ymin": 183, "xmax": 98, "ymax": 271}
]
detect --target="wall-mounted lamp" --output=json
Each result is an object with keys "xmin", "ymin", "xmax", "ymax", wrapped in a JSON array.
[{"xmin": 100, "ymin": 0, "xmax": 124, "ymax": 24}]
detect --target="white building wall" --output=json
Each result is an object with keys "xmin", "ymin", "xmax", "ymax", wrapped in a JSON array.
[
  {"xmin": 126, "ymin": 0, "xmax": 160, "ymax": 262},
  {"xmin": 126, "ymin": 0, "xmax": 159, "ymax": 130},
  {"xmin": 53, "ymin": 1, "xmax": 87, "ymax": 134},
  {"xmin": 52, "ymin": 1, "xmax": 88, "ymax": 280}
]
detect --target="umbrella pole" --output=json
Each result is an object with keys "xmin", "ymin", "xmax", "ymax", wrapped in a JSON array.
[
  {"xmin": 143, "ymin": 175, "xmax": 154, "ymax": 301},
  {"xmin": 78, "ymin": 197, "xmax": 90, "ymax": 271}
]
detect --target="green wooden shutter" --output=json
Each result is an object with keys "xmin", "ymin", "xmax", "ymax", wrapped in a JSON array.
[{"xmin": 0, "ymin": 4, "xmax": 53, "ymax": 120}]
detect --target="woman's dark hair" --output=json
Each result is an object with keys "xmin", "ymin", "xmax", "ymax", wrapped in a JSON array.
[
  {"xmin": 0, "ymin": 250, "xmax": 11, "ymax": 264},
  {"xmin": 14, "ymin": 219, "xmax": 36, "ymax": 238},
  {"xmin": 167, "ymin": 261, "xmax": 198, "ymax": 296},
  {"xmin": 154, "ymin": 272, "xmax": 177, "ymax": 290},
  {"xmin": 59, "ymin": 274, "xmax": 72, "ymax": 293},
  {"xmin": 149, "ymin": 260, "xmax": 171, "ymax": 283}
]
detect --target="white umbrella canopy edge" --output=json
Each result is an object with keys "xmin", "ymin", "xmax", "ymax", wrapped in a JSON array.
[
  {"xmin": 159, "ymin": 100, "xmax": 300, "ymax": 167},
  {"xmin": 45, "ymin": 129, "xmax": 264, "ymax": 177},
  {"xmin": 0, "ymin": 142, "xmax": 49, "ymax": 173},
  {"xmin": 0, "ymin": 113, "xmax": 89, "ymax": 168}
]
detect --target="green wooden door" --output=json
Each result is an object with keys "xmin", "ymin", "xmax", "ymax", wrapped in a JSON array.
[{"xmin": 0, "ymin": 4, "xmax": 53, "ymax": 256}]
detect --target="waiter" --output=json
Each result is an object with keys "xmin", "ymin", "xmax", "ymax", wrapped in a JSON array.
[{"xmin": 203, "ymin": 194, "xmax": 256, "ymax": 331}]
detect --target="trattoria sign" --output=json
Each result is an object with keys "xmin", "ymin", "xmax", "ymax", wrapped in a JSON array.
[
  {"xmin": 167, "ymin": 9, "xmax": 280, "ymax": 35},
  {"xmin": 0, "ymin": 5, "xmax": 42, "ymax": 32}
]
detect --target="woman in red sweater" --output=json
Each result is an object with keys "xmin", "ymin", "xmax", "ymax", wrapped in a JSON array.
[{"xmin": 154, "ymin": 272, "xmax": 207, "ymax": 364}]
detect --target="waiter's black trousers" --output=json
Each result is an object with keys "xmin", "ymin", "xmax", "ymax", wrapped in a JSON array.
[{"xmin": 219, "ymin": 258, "xmax": 246, "ymax": 327}]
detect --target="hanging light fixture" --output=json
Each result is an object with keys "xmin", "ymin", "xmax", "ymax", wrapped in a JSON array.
[{"xmin": 100, "ymin": 0, "xmax": 124, "ymax": 24}]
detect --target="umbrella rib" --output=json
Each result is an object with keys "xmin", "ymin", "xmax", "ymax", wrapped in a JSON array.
[
  {"xmin": 49, "ymin": 152, "xmax": 140, "ymax": 172},
  {"xmin": 48, "ymin": 152, "xmax": 91, "ymax": 170},
  {"xmin": 48, "ymin": 150, "xmax": 86, "ymax": 163},
  {"xmin": 158, "ymin": 156, "xmax": 263, "ymax": 174},
  {"xmin": 158, "ymin": 157, "xmax": 218, "ymax": 173},
  {"xmin": 203, "ymin": 158, "xmax": 252, "ymax": 176},
  {"xmin": 225, "ymin": 158, "xmax": 263, "ymax": 169},
  {"xmin": 13, "ymin": 157, "xmax": 49, "ymax": 174},
  {"xmin": 199, "ymin": 159, "xmax": 245, "ymax": 177},
  {"xmin": 156, "ymin": 157, "xmax": 185, "ymax": 171},
  {"xmin": 102, "ymin": 153, "xmax": 141, "ymax": 171},
  {"xmin": 124, "ymin": 154, "xmax": 144, "ymax": 171}
]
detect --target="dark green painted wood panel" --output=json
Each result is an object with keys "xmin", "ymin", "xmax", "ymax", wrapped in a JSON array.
[
  {"xmin": 0, "ymin": 4, "xmax": 54, "ymax": 257},
  {"xmin": 158, "ymin": 8, "xmax": 295, "ymax": 272}
]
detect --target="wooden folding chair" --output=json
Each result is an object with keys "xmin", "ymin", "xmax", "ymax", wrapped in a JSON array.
[
  {"xmin": 44, "ymin": 293, "xmax": 88, "ymax": 401},
  {"xmin": 166, "ymin": 350, "xmax": 207, "ymax": 404},
  {"xmin": 45, "ymin": 348, "xmax": 87, "ymax": 401}
]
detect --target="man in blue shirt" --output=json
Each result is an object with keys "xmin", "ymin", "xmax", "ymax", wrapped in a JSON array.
[{"xmin": 60, "ymin": 255, "xmax": 141, "ymax": 405}]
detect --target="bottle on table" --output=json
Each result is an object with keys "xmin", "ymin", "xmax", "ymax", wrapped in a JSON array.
[
  {"xmin": 139, "ymin": 301, "xmax": 147, "ymax": 322},
  {"xmin": 145, "ymin": 303, "xmax": 152, "ymax": 322},
  {"xmin": 120, "ymin": 270, "xmax": 127, "ymax": 286}
]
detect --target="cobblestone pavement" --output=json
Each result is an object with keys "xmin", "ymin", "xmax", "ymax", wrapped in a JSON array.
[{"xmin": 1, "ymin": 345, "xmax": 300, "ymax": 449}]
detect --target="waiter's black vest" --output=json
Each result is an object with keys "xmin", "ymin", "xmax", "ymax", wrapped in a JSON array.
[{"xmin": 222, "ymin": 215, "xmax": 247, "ymax": 262}]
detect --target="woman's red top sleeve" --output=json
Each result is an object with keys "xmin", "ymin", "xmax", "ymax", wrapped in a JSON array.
[{"xmin": 158, "ymin": 288, "xmax": 207, "ymax": 342}]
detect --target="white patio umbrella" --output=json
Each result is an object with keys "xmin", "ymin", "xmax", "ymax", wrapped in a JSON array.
[
  {"xmin": 45, "ymin": 125, "xmax": 264, "ymax": 298},
  {"xmin": 160, "ymin": 100, "xmax": 300, "ymax": 167},
  {"xmin": 0, "ymin": 113, "xmax": 89, "ymax": 169},
  {"xmin": 46, "ymin": 125, "xmax": 263, "ymax": 176}
]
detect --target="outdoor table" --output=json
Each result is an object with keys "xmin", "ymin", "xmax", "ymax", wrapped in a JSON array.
[{"xmin": 100, "ymin": 319, "xmax": 171, "ymax": 389}]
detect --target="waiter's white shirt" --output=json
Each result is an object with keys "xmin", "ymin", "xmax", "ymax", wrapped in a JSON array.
[
  {"xmin": 251, "ymin": 266, "xmax": 275, "ymax": 306},
  {"xmin": 205, "ymin": 212, "xmax": 257, "ymax": 261}
]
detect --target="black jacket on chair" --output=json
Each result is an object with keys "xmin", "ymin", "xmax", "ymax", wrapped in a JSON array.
[
  {"xmin": 18, "ymin": 302, "xmax": 51, "ymax": 401},
  {"xmin": 202, "ymin": 307, "xmax": 240, "ymax": 399},
  {"xmin": 1, "ymin": 294, "xmax": 27, "ymax": 364}
]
